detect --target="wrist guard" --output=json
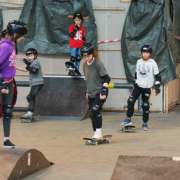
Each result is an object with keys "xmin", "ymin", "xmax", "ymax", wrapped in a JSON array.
[
  {"xmin": 0, "ymin": 78, "xmax": 8, "ymax": 89},
  {"xmin": 155, "ymin": 83, "xmax": 160, "ymax": 93},
  {"xmin": 73, "ymin": 25, "xmax": 79, "ymax": 32},
  {"xmin": 23, "ymin": 58, "xmax": 31, "ymax": 66},
  {"xmin": 101, "ymin": 86, "xmax": 108, "ymax": 96}
]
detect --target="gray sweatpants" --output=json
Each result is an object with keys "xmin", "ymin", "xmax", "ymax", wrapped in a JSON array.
[{"xmin": 1, "ymin": 80, "xmax": 13, "ymax": 137}]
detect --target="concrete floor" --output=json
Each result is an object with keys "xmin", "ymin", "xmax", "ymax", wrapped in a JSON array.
[{"xmin": 0, "ymin": 110, "xmax": 180, "ymax": 180}]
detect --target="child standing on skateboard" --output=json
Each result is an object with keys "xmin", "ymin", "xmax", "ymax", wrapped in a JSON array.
[
  {"xmin": 20, "ymin": 48, "xmax": 44, "ymax": 120},
  {"xmin": 82, "ymin": 43, "xmax": 111, "ymax": 139},
  {"xmin": 69, "ymin": 12, "xmax": 86, "ymax": 70},
  {"xmin": 121, "ymin": 45, "xmax": 161, "ymax": 131},
  {"xmin": 0, "ymin": 20, "xmax": 27, "ymax": 148}
]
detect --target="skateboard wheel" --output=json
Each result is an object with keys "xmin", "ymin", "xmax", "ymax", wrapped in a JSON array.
[
  {"xmin": 94, "ymin": 142, "xmax": 98, "ymax": 146},
  {"xmin": 108, "ymin": 140, "xmax": 111, "ymax": 144},
  {"xmin": 121, "ymin": 127, "xmax": 123, "ymax": 131},
  {"xmin": 86, "ymin": 141, "xmax": 89, "ymax": 145}
]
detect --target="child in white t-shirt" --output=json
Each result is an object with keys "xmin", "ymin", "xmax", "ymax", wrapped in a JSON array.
[{"xmin": 121, "ymin": 45, "xmax": 161, "ymax": 131}]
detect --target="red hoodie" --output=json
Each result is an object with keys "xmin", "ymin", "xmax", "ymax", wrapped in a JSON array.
[{"xmin": 69, "ymin": 24, "xmax": 85, "ymax": 48}]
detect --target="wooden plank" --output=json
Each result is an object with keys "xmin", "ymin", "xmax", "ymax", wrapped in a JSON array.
[
  {"xmin": 120, "ymin": 0, "xmax": 131, "ymax": 2},
  {"xmin": 93, "ymin": 7, "xmax": 125, "ymax": 11},
  {"xmin": 98, "ymin": 48, "xmax": 121, "ymax": 51},
  {"xmin": 0, "ymin": 0, "xmax": 24, "ymax": 5},
  {"xmin": 165, "ymin": 83, "xmax": 169, "ymax": 113}
]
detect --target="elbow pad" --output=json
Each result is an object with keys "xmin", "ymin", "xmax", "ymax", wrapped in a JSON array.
[
  {"xmin": 102, "ymin": 75, "xmax": 111, "ymax": 84},
  {"xmin": 26, "ymin": 65, "xmax": 38, "ymax": 74},
  {"xmin": 155, "ymin": 73, "xmax": 161, "ymax": 85},
  {"xmin": 70, "ymin": 32, "xmax": 75, "ymax": 38},
  {"xmin": 82, "ymin": 36, "xmax": 86, "ymax": 42}
]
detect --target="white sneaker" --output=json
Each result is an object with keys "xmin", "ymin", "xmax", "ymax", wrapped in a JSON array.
[{"xmin": 92, "ymin": 132, "xmax": 102, "ymax": 139}]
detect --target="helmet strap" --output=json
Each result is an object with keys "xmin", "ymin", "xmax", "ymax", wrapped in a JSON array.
[{"xmin": 15, "ymin": 40, "xmax": 18, "ymax": 54}]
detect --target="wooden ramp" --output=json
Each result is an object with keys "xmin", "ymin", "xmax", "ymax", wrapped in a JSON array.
[
  {"xmin": 34, "ymin": 76, "xmax": 88, "ymax": 118},
  {"xmin": 0, "ymin": 148, "xmax": 53, "ymax": 180},
  {"xmin": 111, "ymin": 155, "xmax": 180, "ymax": 180}
]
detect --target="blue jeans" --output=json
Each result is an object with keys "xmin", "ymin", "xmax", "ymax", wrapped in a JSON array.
[{"xmin": 70, "ymin": 48, "xmax": 81, "ymax": 70}]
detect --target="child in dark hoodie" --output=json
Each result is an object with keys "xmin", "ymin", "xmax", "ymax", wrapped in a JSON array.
[{"xmin": 0, "ymin": 20, "xmax": 27, "ymax": 148}]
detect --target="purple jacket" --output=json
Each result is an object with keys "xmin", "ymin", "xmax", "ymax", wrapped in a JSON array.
[{"xmin": 0, "ymin": 39, "xmax": 16, "ymax": 80}]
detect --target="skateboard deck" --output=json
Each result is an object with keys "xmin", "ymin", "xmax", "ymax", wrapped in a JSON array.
[
  {"xmin": 83, "ymin": 135, "xmax": 113, "ymax": 145},
  {"xmin": 20, "ymin": 116, "xmax": 38, "ymax": 123},
  {"xmin": 121, "ymin": 125, "xmax": 136, "ymax": 132},
  {"xmin": 65, "ymin": 61, "xmax": 81, "ymax": 77}
]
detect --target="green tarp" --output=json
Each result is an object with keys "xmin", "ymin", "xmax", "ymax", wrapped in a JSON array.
[
  {"xmin": 121, "ymin": 0, "xmax": 180, "ymax": 84},
  {"xmin": 18, "ymin": 0, "xmax": 97, "ymax": 55}
]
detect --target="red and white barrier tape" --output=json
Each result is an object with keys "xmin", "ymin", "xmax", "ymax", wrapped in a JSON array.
[
  {"xmin": 97, "ymin": 36, "xmax": 180, "ymax": 44},
  {"xmin": 97, "ymin": 38, "xmax": 121, "ymax": 44},
  {"xmin": 174, "ymin": 36, "xmax": 180, "ymax": 40}
]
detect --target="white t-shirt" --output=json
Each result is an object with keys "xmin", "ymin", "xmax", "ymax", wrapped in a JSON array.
[{"xmin": 135, "ymin": 58, "xmax": 159, "ymax": 88}]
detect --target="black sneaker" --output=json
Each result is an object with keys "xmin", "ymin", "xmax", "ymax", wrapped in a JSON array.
[
  {"xmin": 142, "ymin": 123, "xmax": 149, "ymax": 131},
  {"xmin": 121, "ymin": 118, "xmax": 132, "ymax": 126},
  {"xmin": 4, "ymin": 140, "xmax": 15, "ymax": 148}
]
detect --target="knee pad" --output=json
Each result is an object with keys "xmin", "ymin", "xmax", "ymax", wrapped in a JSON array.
[
  {"xmin": 142, "ymin": 101, "xmax": 150, "ymax": 113},
  {"xmin": 91, "ymin": 105, "xmax": 101, "ymax": 117},
  {"xmin": 76, "ymin": 55, "xmax": 81, "ymax": 62},
  {"xmin": 26, "ymin": 95, "xmax": 34, "ymax": 102},
  {"xmin": 2, "ymin": 105, "xmax": 12, "ymax": 118},
  {"xmin": 70, "ymin": 56, "xmax": 76, "ymax": 63},
  {"xmin": 89, "ymin": 110, "xmax": 94, "ymax": 121},
  {"xmin": 127, "ymin": 96, "xmax": 135, "ymax": 107}
]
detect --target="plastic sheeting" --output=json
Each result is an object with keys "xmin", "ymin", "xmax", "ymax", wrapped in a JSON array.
[
  {"xmin": 121, "ymin": 0, "xmax": 180, "ymax": 84},
  {"xmin": 18, "ymin": 0, "xmax": 97, "ymax": 55},
  {"xmin": 0, "ymin": 9, "xmax": 3, "ymax": 39}
]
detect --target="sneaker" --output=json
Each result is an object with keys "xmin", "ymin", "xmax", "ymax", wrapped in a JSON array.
[
  {"xmin": 121, "ymin": 118, "xmax": 132, "ymax": 126},
  {"xmin": 142, "ymin": 123, "xmax": 149, "ymax": 131},
  {"xmin": 92, "ymin": 132, "xmax": 102, "ymax": 140},
  {"xmin": 4, "ymin": 140, "xmax": 15, "ymax": 148},
  {"xmin": 21, "ymin": 113, "xmax": 33, "ymax": 119}
]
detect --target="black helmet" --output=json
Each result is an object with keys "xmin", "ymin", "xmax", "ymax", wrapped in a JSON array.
[
  {"xmin": 1, "ymin": 29, "xmax": 8, "ymax": 38},
  {"xmin": 141, "ymin": 45, "xmax": 152, "ymax": 54},
  {"xmin": 26, "ymin": 48, "xmax": 38, "ymax": 57},
  {"xmin": 73, "ymin": 12, "xmax": 83, "ymax": 20},
  {"xmin": 7, "ymin": 20, "xmax": 28, "ymax": 36},
  {"xmin": 81, "ymin": 43, "xmax": 94, "ymax": 56}
]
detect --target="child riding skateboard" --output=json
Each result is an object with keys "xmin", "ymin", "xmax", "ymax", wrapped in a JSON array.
[
  {"xmin": 20, "ymin": 48, "xmax": 44, "ymax": 121},
  {"xmin": 82, "ymin": 43, "xmax": 111, "ymax": 139},
  {"xmin": 121, "ymin": 45, "xmax": 161, "ymax": 131}
]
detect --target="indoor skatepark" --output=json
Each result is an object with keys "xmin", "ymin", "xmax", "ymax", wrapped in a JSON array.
[{"xmin": 0, "ymin": 0, "xmax": 180, "ymax": 179}]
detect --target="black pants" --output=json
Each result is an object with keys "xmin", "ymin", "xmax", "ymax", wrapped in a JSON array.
[
  {"xmin": 127, "ymin": 83, "xmax": 152, "ymax": 123},
  {"xmin": 28, "ymin": 84, "xmax": 43, "ymax": 112},
  {"xmin": 88, "ymin": 93, "xmax": 105, "ymax": 131},
  {"xmin": 2, "ymin": 80, "xmax": 14, "ymax": 137}
]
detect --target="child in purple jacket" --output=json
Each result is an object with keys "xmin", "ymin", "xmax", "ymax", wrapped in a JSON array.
[{"xmin": 0, "ymin": 20, "xmax": 27, "ymax": 148}]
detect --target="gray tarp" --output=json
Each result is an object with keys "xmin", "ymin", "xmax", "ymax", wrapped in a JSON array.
[
  {"xmin": 121, "ymin": 0, "xmax": 180, "ymax": 84},
  {"xmin": 18, "ymin": 0, "xmax": 97, "ymax": 55},
  {"xmin": 0, "ymin": 9, "xmax": 3, "ymax": 39}
]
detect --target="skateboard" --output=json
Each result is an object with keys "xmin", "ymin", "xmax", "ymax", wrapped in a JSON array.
[
  {"xmin": 121, "ymin": 125, "xmax": 136, "ymax": 132},
  {"xmin": 20, "ymin": 116, "xmax": 38, "ymax": 123},
  {"xmin": 83, "ymin": 135, "xmax": 113, "ymax": 146},
  {"xmin": 65, "ymin": 61, "xmax": 81, "ymax": 77}
]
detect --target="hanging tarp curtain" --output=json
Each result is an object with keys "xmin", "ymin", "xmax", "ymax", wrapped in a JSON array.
[
  {"xmin": 121, "ymin": 0, "xmax": 180, "ymax": 84},
  {"xmin": 18, "ymin": 0, "xmax": 97, "ymax": 55}
]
